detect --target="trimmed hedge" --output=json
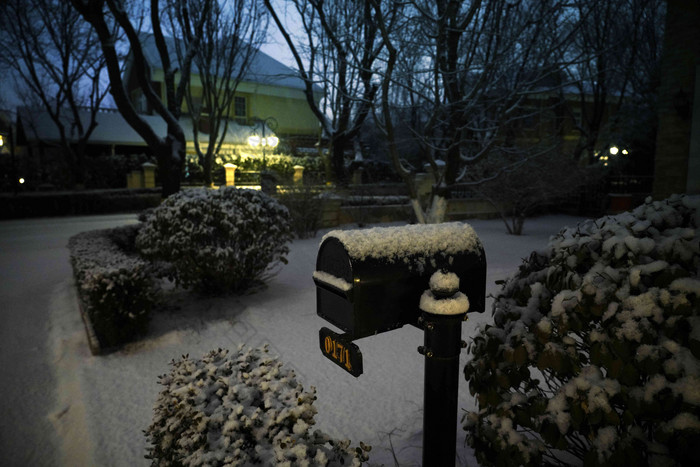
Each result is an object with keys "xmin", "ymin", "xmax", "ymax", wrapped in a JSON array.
[
  {"xmin": 463, "ymin": 195, "xmax": 700, "ymax": 466},
  {"xmin": 68, "ymin": 224, "xmax": 158, "ymax": 350},
  {"xmin": 146, "ymin": 345, "xmax": 370, "ymax": 466}
]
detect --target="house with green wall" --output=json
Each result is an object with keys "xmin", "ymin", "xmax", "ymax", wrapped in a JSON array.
[{"xmin": 125, "ymin": 34, "xmax": 323, "ymax": 156}]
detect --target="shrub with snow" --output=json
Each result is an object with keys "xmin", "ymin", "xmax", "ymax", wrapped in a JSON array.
[
  {"xmin": 68, "ymin": 225, "xmax": 158, "ymax": 348},
  {"xmin": 146, "ymin": 345, "xmax": 370, "ymax": 466},
  {"xmin": 136, "ymin": 188, "xmax": 292, "ymax": 293},
  {"xmin": 463, "ymin": 195, "xmax": 700, "ymax": 466}
]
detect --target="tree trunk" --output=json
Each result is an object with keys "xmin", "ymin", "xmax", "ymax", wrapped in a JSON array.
[
  {"xmin": 426, "ymin": 194, "xmax": 448, "ymax": 224},
  {"xmin": 330, "ymin": 137, "xmax": 348, "ymax": 186},
  {"xmin": 202, "ymin": 149, "xmax": 214, "ymax": 187},
  {"xmin": 157, "ymin": 132, "xmax": 185, "ymax": 198}
]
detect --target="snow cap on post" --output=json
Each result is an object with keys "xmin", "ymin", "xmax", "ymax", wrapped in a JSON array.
[{"xmin": 420, "ymin": 271, "xmax": 470, "ymax": 315}]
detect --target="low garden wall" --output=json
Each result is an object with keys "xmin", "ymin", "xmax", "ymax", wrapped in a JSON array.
[
  {"xmin": 0, "ymin": 188, "xmax": 161, "ymax": 219},
  {"xmin": 319, "ymin": 196, "xmax": 501, "ymax": 227}
]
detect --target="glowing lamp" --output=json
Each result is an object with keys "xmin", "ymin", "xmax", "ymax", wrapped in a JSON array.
[
  {"xmin": 248, "ymin": 135, "xmax": 261, "ymax": 147},
  {"xmin": 609, "ymin": 146, "xmax": 619, "ymax": 155}
]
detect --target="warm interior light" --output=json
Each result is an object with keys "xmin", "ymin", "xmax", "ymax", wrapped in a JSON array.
[
  {"xmin": 248, "ymin": 135, "xmax": 261, "ymax": 147},
  {"xmin": 609, "ymin": 146, "xmax": 619, "ymax": 155}
]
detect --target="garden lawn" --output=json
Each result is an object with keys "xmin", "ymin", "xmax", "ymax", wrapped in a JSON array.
[{"xmin": 49, "ymin": 214, "xmax": 587, "ymax": 466}]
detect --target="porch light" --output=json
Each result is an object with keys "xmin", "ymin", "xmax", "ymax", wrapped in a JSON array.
[{"xmin": 248, "ymin": 116, "xmax": 279, "ymax": 170}]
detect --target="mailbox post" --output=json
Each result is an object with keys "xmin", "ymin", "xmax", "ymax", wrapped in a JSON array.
[
  {"xmin": 313, "ymin": 222, "xmax": 486, "ymax": 466},
  {"xmin": 418, "ymin": 272, "xmax": 471, "ymax": 466}
]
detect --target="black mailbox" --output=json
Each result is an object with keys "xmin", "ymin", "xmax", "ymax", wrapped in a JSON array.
[{"xmin": 314, "ymin": 222, "xmax": 486, "ymax": 340}]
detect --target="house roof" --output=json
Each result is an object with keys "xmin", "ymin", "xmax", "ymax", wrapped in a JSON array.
[
  {"xmin": 17, "ymin": 107, "xmax": 262, "ymax": 147},
  {"xmin": 137, "ymin": 33, "xmax": 321, "ymax": 94}
]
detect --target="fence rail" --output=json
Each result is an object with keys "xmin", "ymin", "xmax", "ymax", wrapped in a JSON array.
[{"xmin": 606, "ymin": 175, "xmax": 654, "ymax": 194}]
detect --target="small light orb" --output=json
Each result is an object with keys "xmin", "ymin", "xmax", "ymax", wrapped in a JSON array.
[
  {"xmin": 622, "ymin": 149, "xmax": 629, "ymax": 155},
  {"xmin": 248, "ymin": 135, "xmax": 261, "ymax": 147},
  {"xmin": 609, "ymin": 146, "xmax": 619, "ymax": 155},
  {"xmin": 19, "ymin": 178, "xmax": 25, "ymax": 184}
]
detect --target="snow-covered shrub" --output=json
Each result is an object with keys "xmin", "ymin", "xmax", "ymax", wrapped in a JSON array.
[
  {"xmin": 463, "ymin": 195, "xmax": 700, "ymax": 466},
  {"xmin": 68, "ymin": 225, "xmax": 158, "ymax": 348},
  {"xmin": 146, "ymin": 345, "xmax": 370, "ymax": 466},
  {"xmin": 136, "ymin": 188, "xmax": 292, "ymax": 293}
]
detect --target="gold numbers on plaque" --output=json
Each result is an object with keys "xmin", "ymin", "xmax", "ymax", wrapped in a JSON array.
[{"xmin": 324, "ymin": 336, "xmax": 352, "ymax": 371}]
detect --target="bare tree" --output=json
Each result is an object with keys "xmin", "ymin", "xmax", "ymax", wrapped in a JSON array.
[
  {"xmin": 563, "ymin": 0, "xmax": 665, "ymax": 164},
  {"xmin": 471, "ymin": 150, "xmax": 592, "ymax": 234},
  {"xmin": 164, "ymin": 0, "xmax": 268, "ymax": 187},
  {"xmin": 264, "ymin": 0, "xmax": 392, "ymax": 185},
  {"xmin": 373, "ymin": 0, "xmax": 579, "ymax": 223},
  {"xmin": 0, "ymin": 0, "xmax": 112, "ymax": 188},
  {"xmin": 70, "ymin": 0, "xmax": 213, "ymax": 197}
]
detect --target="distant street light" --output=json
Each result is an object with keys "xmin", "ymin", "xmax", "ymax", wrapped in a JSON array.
[
  {"xmin": 247, "ymin": 117, "xmax": 279, "ymax": 169},
  {"xmin": 248, "ymin": 117, "xmax": 279, "ymax": 195}
]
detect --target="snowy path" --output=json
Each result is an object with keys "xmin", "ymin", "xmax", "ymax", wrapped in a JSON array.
[
  {"xmin": 0, "ymin": 214, "xmax": 140, "ymax": 466},
  {"xmin": 1, "ymin": 213, "xmax": 587, "ymax": 466}
]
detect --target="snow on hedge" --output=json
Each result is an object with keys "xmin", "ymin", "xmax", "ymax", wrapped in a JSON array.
[
  {"xmin": 68, "ymin": 225, "xmax": 158, "ymax": 348},
  {"xmin": 463, "ymin": 195, "xmax": 700, "ymax": 466},
  {"xmin": 136, "ymin": 188, "xmax": 292, "ymax": 293},
  {"xmin": 146, "ymin": 345, "xmax": 370, "ymax": 466}
]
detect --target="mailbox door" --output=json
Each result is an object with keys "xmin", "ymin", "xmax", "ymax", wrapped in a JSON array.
[
  {"xmin": 316, "ymin": 285, "xmax": 354, "ymax": 334},
  {"xmin": 315, "ymin": 238, "xmax": 355, "ymax": 335}
]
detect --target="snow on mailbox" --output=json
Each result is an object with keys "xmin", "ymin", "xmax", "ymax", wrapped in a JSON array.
[{"xmin": 313, "ymin": 222, "xmax": 486, "ymax": 341}]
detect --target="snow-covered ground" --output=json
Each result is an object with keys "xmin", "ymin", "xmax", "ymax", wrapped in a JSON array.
[{"xmin": 0, "ymin": 213, "xmax": 588, "ymax": 466}]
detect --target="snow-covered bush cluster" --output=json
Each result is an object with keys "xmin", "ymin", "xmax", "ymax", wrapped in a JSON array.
[
  {"xmin": 146, "ymin": 345, "xmax": 370, "ymax": 466},
  {"xmin": 68, "ymin": 225, "xmax": 158, "ymax": 348},
  {"xmin": 137, "ymin": 188, "xmax": 292, "ymax": 293},
  {"xmin": 463, "ymin": 195, "xmax": 700, "ymax": 466}
]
